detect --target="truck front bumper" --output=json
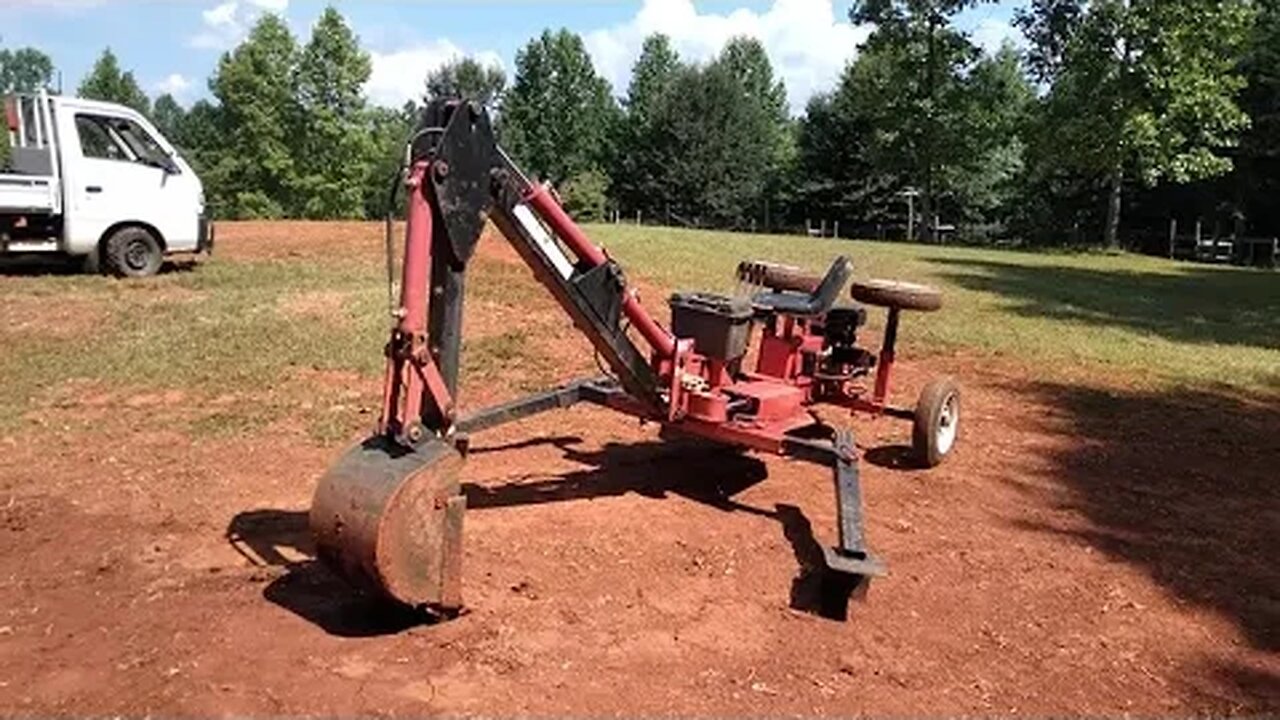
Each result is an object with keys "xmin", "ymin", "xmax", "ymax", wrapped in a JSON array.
[{"xmin": 197, "ymin": 214, "xmax": 214, "ymax": 255}]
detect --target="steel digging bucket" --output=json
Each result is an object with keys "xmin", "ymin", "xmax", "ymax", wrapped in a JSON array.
[{"xmin": 309, "ymin": 436, "xmax": 466, "ymax": 611}]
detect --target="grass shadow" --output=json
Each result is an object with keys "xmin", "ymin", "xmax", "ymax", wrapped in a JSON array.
[{"xmin": 931, "ymin": 257, "xmax": 1280, "ymax": 351}]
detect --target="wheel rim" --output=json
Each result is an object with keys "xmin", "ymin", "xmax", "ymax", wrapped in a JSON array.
[
  {"xmin": 125, "ymin": 239, "xmax": 151, "ymax": 271},
  {"xmin": 936, "ymin": 392, "xmax": 958, "ymax": 456}
]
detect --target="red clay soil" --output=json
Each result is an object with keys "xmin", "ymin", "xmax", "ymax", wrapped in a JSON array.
[{"xmin": 0, "ymin": 223, "xmax": 1276, "ymax": 716}]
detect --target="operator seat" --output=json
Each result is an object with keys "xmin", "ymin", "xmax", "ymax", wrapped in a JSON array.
[{"xmin": 751, "ymin": 256, "xmax": 853, "ymax": 317}]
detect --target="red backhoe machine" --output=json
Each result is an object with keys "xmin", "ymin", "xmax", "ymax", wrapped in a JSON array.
[{"xmin": 310, "ymin": 100, "xmax": 960, "ymax": 617}]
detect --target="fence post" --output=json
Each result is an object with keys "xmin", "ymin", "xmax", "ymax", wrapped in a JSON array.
[
  {"xmin": 1168, "ymin": 217, "xmax": 1177, "ymax": 258},
  {"xmin": 833, "ymin": 220, "xmax": 839, "ymax": 239}
]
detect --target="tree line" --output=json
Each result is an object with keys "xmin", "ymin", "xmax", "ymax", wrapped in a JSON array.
[{"xmin": 2, "ymin": 1, "xmax": 1277, "ymax": 248}]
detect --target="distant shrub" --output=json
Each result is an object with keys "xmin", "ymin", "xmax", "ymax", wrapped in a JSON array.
[{"xmin": 560, "ymin": 170, "xmax": 609, "ymax": 222}]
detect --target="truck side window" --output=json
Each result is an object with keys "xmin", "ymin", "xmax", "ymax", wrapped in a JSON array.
[
  {"xmin": 76, "ymin": 115, "xmax": 127, "ymax": 161},
  {"xmin": 75, "ymin": 114, "xmax": 172, "ymax": 171}
]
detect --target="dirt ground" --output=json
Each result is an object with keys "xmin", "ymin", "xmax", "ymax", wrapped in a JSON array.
[{"xmin": 0, "ymin": 224, "xmax": 1276, "ymax": 716}]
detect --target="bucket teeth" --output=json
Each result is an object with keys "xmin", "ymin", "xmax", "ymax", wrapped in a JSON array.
[{"xmin": 310, "ymin": 436, "xmax": 466, "ymax": 611}]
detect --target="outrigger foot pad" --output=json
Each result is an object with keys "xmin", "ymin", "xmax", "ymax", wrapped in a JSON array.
[{"xmin": 821, "ymin": 546, "xmax": 886, "ymax": 579}]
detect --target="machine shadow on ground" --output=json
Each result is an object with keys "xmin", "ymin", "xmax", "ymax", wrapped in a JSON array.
[
  {"xmin": 930, "ymin": 257, "xmax": 1280, "ymax": 350},
  {"xmin": 466, "ymin": 435, "xmax": 870, "ymax": 620},
  {"xmin": 1017, "ymin": 380, "xmax": 1280, "ymax": 708},
  {"xmin": 225, "ymin": 509, "xmax": 434, "ymax": 637},
  {"xmin": 226, "ymin": 437, "xmax": 873, "ymax": 635}
]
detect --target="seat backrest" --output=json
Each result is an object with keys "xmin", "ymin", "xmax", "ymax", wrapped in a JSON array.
[
  {"xmin": 749, "ymin": 255, "xmax": 853, "ymax": 318},
  {"xmin": 810, "ymin": 256, "xmax": 853, "ymax": 315}
]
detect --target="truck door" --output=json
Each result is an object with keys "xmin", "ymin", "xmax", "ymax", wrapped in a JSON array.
[{"xmin": 67, "ymin": 112, "xmax": 200, "ymax": 253}]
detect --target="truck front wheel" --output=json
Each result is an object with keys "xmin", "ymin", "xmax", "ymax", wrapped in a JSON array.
[{"xmin": 104, "ymin": 227, "xmax": 162, "ymax": 278}]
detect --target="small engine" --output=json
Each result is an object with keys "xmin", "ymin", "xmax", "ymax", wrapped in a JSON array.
[{"xmin": 818, "ymin": 306, "xmax": 875, "ymax": 377}]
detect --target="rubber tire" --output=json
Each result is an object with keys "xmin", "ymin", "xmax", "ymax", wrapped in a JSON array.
[
  {"xmin": 912, "ymin": 376, "xmax": 960, "ymax": 468},
  {"xmin": 850, "ymin": 278, "xmax": 942, "ymax": 312},
  {"xmin": 103, "ymin": 226, "xmax": 162, "ymax": 278}
]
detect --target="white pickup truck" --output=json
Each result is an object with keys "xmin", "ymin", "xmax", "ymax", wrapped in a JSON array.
[{"xmin": 1, "ymin": 91, "xmax": 210, "ymax": 277}]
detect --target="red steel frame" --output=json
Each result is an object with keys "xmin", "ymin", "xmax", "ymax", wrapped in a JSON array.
[
  {"xmin": 379, "ymin": 161, "xmax": 456, "ymax": 442},
  {"xmin": 379, "ymin": 157, "xmax": 910, "ymax": 455}
]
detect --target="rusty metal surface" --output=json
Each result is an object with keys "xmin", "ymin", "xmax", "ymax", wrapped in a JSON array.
[{"xmin": 310, "ymin": 435, "xmax": 465, "ymax": 610}]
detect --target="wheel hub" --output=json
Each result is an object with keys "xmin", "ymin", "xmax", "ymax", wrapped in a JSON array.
[
  {"xmin": 936, "ymin": 393, "xmax": 958, "ymax": 456},
  {"xmin": 125, "ymin": 240, "xmax": 149, "ymax": 270}
]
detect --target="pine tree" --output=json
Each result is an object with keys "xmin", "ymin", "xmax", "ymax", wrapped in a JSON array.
[
  {"xmin": 293, "ymin": 7, "xmax": 373, "ymax": 218},
  {"xmin": 151, "ymin": 94, "xmax": 187, "ymax": 145},
  {"xmin": 78, "ymin": 48, "xmax": 151, "ymax": 115},
  {"xmin": 613, "ymin": 34, "xmax": 682, "ymax": 216}
]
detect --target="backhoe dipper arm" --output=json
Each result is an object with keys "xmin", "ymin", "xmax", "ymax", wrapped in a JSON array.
[
  {"xmin": 487, "ymin": 154, "xmax": 670, "ymax": 411},
  {"xmin": 383, "ymin": 100, "xmax": 671, "ymax": 445}
]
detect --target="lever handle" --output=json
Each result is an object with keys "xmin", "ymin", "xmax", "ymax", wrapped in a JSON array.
[{"xmin": 86, "ymin": 186, "xmax": 103, "ymax": 194}]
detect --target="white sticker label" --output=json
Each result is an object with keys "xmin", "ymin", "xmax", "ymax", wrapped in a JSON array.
[{"xmin": 513, "ymin": 203, "xmax": 575, "ymax": 280}]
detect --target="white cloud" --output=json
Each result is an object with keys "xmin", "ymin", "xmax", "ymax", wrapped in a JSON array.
[
  {"xmin": 970, "ymin": 17, "xmax": 1026, "ymax": 55},
  {"xmin": 201, "ymin": 1, "xmax": 237, "ymax": 28},
  {"xmin": 584, "ymin": 0, "xmax": 871, "ymax": 114},
  {"xmin": 189, "ymin": 0, "xmax": 290, "ymax": 50},
  {"xmin": 153, "ymin": 73, "xmax": 191, "ymax": 97},
  {"xmin": 247, "ymin": 0, "xmax": 287, "ymax": 12},
  {"xmin": 366, "ymin": 42, "xmax": 504, "ymax": 108}
]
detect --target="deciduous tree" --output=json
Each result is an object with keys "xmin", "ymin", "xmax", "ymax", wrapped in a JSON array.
[
  {"xmin": 209, "ymin": 14, "xmax": 300, "ymax": 218},
  {"xmin": 1017, "ymin": 0, "xmax": 1254, "ymax": 248},
  {"xmin": 0, "ymin": 46, "xmax": 53, "ymax": 93},
  {"xmin": 717, "ymin": 36, "xmax": 793, "ymax": 228},
  {"xmin": 425, "ymin": 58, "xmax": 506, "ymax": 107},
  {"xmin": 849, "ymin": 0, "xmax": 981, "ymax": 239},
  {"xmin": 502, "ymin": 29, "xmax": 618, "ymax": 185},
  {"xmin": 647, "ymin": 62, "xmax": 772, "ymax": 227}
]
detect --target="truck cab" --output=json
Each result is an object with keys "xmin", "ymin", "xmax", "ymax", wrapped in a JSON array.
[{"xmin": 1, "ymin": 91, "xmax": 210, "ymax": 277}]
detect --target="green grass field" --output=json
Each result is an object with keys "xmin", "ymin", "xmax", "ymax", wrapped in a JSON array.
[
  {"xmin": 1, "ymin": 223, "xmax": 1276, "ymax": 437},
  {"xmin": 591, "ymin": 225, "xmax": 1280, "ymax": 391}
]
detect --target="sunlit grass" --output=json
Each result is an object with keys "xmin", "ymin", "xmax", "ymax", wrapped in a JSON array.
[{"xmin": 585, "ymin": 224, "xmax": 1280, "ymax": 391}]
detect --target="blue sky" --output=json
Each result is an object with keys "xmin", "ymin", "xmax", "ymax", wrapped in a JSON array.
[{"xmin": 1, "ymin": 0, "xmax": 1025, "ymax": 113}]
